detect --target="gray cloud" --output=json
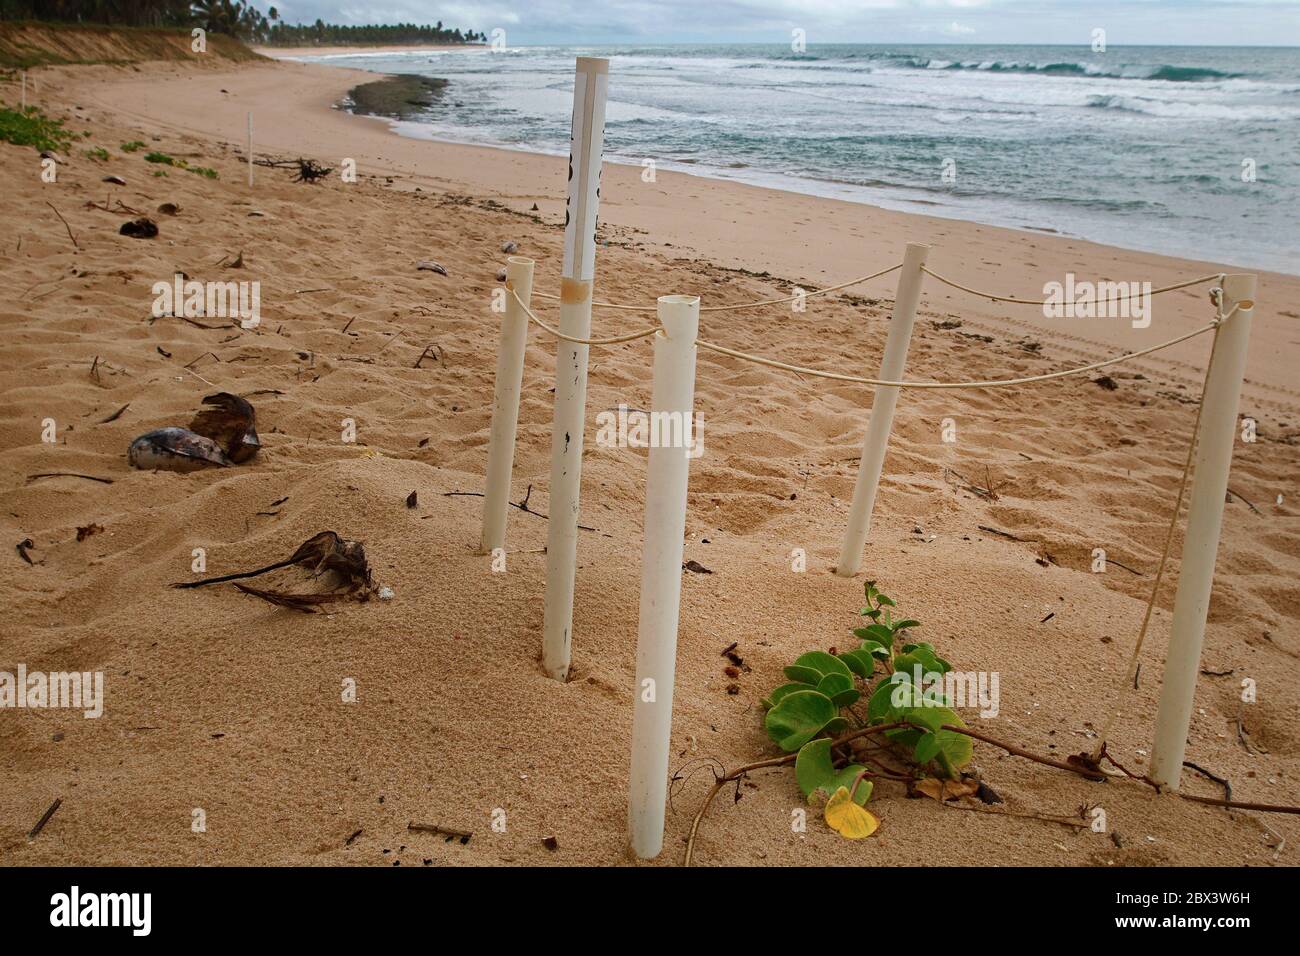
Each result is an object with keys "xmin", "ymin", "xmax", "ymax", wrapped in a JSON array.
[{"xmin": 266, "ymin": 1, "xmax": 1300, "ymax": 45}]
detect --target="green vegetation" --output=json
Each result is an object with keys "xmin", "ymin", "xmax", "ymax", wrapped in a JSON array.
[
  {"xmin": 761, "ymin": 582, "xmax": 973, "ymax": 838},
  {"xmin": 0, "ymin": 101, "xmax": 72, "ymax": 151},
  {"xmin": 84, "ymin": 145, "xmax": 108, "ymax": 160},
  {"xmin": 1, "ymin": 3, "xmax": 485, "ymax": 47},
  {"xmin": 0, "ymin": 20, "xmax": 261, "ymax": 68},
  {"xmin": 144, "ymin": 149, "xmax": 217, "ymax": 178},
  {"xmin": 120, "ymin": 140, "xmax": 146, "ymax": 152}
]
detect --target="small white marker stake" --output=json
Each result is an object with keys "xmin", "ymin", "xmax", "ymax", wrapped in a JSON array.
[
  {"xmin": 1150, "ymin": 273, "xmax": 1256, "ymax": 788},
  {"xmin": 628, "ymin": 294, "xmax": 700, "ymax": 860},
  {"xmin": 480, "ymin": 256, "xmax": 535, "ymax": 554},
  {"xmin": 21, "ymin": 71, "xmax": 26, "ymax": 110},
  {"xmin": 836, "ymin": 242, "xmax": 930, "ymax": 576},
  {"xmin": 246, "ymin": 112, "xmax": 253, "ymax": 187},
  {"xmin": 542, "ymin": 57, "xmax": 610, "ymax": 681}
]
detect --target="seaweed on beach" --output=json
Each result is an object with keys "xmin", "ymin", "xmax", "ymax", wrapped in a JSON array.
[{"xmin": 346, "ymin": 74, "xmax": 449, "ymax": 120}]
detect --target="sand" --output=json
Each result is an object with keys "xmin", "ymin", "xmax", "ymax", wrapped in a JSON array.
[
  {"xmin": 252, "ymin": 44, "xmax": 485, "ymax": 59},
  {"xmin": 1, "ymin": 57, "xmax": 1297, "ymax": 867}
]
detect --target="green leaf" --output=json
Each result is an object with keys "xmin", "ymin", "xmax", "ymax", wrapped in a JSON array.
[
  {"xmin": 853, "ymin": 624, "xmax": 894, "ymax": 645},
  {"xmin": 867, "ymin": 675, "xmax": 922, "ymax": 723},
  {"xmin": 914, "ymin": 731, "xmax": 941, "ymax": 764},
  {"xmin": 876, "ymin": 595, "xmax": 896, "ymax": 608},
  {"xmin": 794, "ymin": 739, "xmax": 872, "ymax": 806},
  {"xmin": 891, "ymin": 619, "xmax": 922, "ymax": 632},
  {"xmin": 782, "ymin": 664, "xmax": 823, "ymax": 685},
  {"xmin": 903, "ymin": 704, "xmax": 962, "ymax": 734},
  {"xmin": 894, "ymin": 642, "xmax": 950, "ymax": 676},
  {"xmin": 867, "ymin": 678, "xmax": 894, "ymax": 723},
  {"xmin": 839, "ymin": 647, "xmax": 876, "ymax": 679},
  {"xmin": 783, "ymin": 651, "xmax": 851, "ymax": 686},
  {"xmin": 886, "ymin": 727, "xmax": 923, "ymax": 749},
  {"xmin": 816, "ymin": 672, "xmax": 860, "ymax": 708},
  {"xmin": 897, "ymin": 706, "xmax": 972, "ymax": 775},
  {"xmin": 764, "ymin": 690, "xmax": 838, "ymax": 752},
  {"xmin": 931, "ymin": 730, "xmax": 974, "ymax": 777},
  {"xmin": 761, "ymin": 683, "xmax": 811, "ymax": 710}
]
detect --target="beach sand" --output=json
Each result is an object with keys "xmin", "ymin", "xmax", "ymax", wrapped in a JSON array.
[
  {"xmin": 1, "ymin": 57, "xmax": 1297, "ymax": 867},
  {"xmin": 253, "ymin": 44, "xmax": 485, "ymax": 59}
]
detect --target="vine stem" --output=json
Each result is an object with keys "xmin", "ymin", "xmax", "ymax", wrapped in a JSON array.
[
  {"xmin": 938, "ymin": 724, "xmax": 1108, "ymax": 781},
  {"xmin": 682, "ymin": 722, "xmax": 906, "ymax": 866},
  {"xmin": 1101, "ymin": 747, "xmax": 1300, "ymax": 815},
  {"xmin": 682, "ymin": 721, "xmax": 1300, "ymax": 866}
]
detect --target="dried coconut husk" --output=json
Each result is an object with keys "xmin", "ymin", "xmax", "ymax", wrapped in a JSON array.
[{"xmin": 188, "ymin": 392, "xmax": 260, "ymax": 463}]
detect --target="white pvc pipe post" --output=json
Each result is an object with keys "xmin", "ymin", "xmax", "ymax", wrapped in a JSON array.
[
  {"xmin": 835, "ymin": 242, "xmax": 930, "ymax": 577},
  {"xmin": 246, "ymin": 112, "xmax": 253, "ymax": 187},
  {"xmin": 1150, "ymin": 273, "xmax": 1256, "ymax": 789},
  {"xmin": 21, "ymin": 71, "xmax": 26, "ymax": 110},
  {"xmin": 628, "ymin": 295, "xmax": 700, "ymax": 860},
  {"xmin": 542, "ymin": 57, "xmax": 610, "ymax": 681},
  {"xmin": 480, "ymin": 256, "xmax": 535, "ymax": 555}
]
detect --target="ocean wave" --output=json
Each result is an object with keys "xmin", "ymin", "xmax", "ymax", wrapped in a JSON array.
[
  {"xmin": 1084, "ymin": 93, "xmax": 1300, "ymax": 120},
  {"xmin": 924, "ymin": 59, "xmax": 1241, "ymax": 81},
  {"xmin": 736, "ymin": 53, "xmax": 1243, "ymax": 82}
]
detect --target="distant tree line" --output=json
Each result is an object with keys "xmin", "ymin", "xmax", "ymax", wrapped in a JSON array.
[{"xmin": 0, "ymin": 2, "xmax": 487, "ymax": 46}]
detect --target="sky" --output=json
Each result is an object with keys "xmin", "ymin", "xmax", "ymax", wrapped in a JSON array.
[{"xmin": 265, "ymin": 1, "xmax": 1300, "ymax": 46}]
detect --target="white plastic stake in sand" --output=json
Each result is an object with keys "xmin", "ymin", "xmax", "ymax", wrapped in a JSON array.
[
  {"xmin": 246, "ymin": 112, "xmax": 253, "ymax": 187},
  {"xmin": 628, "ymin": 294, "xmax": 700, "ymax": 860},
  {"xmin": 1150, "ymin": 273, "xmax": 1256, "ymax": 789},
  {"xmin": 836, "ymin": 241, "xmax": 930, "ymax": 577},
  {"xmin": 480, "ymin": 256, "xmax": 535, "ymax": 554},
  {"xmin": 542, "ymin": 57, "xmax": 610, "ymax": 681},
  {"xmin": 21, "ymin": 72, "xmax": 26, "ymax": 110}
]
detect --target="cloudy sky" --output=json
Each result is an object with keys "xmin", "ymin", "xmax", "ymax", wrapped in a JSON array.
[{"xmin": 265, "ymin": 1, "xmax": 1300, "ymax": 45}]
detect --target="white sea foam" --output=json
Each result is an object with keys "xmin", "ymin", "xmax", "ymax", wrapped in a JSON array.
[{"xmin": 319, "ymin": 43, "xmax": 1300, "ymax": 273}]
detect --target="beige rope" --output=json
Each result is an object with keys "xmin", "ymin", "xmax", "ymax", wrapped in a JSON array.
[
  {"xmin": 920, "ymin": 267, "xmax": 1225, "ymax": 306},
  {"xmin": 530, "ymin": 291, "xmax": 656, "ymax": 313},
  {"xmin": 695, "ymin": 320, "xmax": 1219, "ymax": 390},
  {"xmin": 530, "ymin": 263, "xmax": 902, "ymax": 313},
  {"xmin": 511, "ymin": 287, "xmax": 659, "ymax": 345},
  {"xmin": 1090, "ymin": 300, "xmax": 1238, "ymax": 757}
]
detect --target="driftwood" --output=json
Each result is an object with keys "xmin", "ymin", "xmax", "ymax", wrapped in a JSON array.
[
  {"xmin": 254, "ymin": 156, "xmax": 333, "ymax": 183},
  {"xmin": 174, "ymin": 531, "xmax": 374, "ymax": 612}
]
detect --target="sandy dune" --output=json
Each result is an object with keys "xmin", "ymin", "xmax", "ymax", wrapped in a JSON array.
[{"xmin": 0, "ymin": 58, "xmax": 1296, "ymax": 866}]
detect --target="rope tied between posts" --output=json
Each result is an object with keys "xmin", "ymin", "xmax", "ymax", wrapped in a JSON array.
[
  {"xmin": 1090, "ymin": 293, "xmax": 1242, "ymax": 759},
  {"xmin": 509, "ymin": 285, "xmax": 659, "ymax": 345},
  {"xmin": 695, "ymin": 320, "xmax": 1221, "ymax": 389},
  {"xmin": 530, "ymin": 263, "xmax": 903, "ymax": 313},
  {"xmin": 920, "ymin": 267, "xmax": 1227, "ymax": 306},
  {"xmin": 514, "ymin": 283, "xmax": 1233, "ymax": 391}
]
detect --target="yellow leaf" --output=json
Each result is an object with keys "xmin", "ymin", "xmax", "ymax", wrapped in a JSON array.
[{"xmin": 824, "ymin": 786, "xmax": 880, "ymax": 839}]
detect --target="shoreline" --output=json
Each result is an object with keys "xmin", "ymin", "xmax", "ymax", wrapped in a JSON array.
[
  {"xmin": 328, "ymin": 54, "xmax": 1297, "ymax": 278},
  {"xmin": 366, "ymin": 119, "xmax": 1287, "ymax": 277},
  {"xmin": 48, "ymin": 58, "xmax": 1299, "ymax": 407}
]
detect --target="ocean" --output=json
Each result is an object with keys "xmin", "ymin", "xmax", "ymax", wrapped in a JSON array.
[{"xmin": 299, "ymin": 44, "xmax": 1300, "ymax": 274}]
